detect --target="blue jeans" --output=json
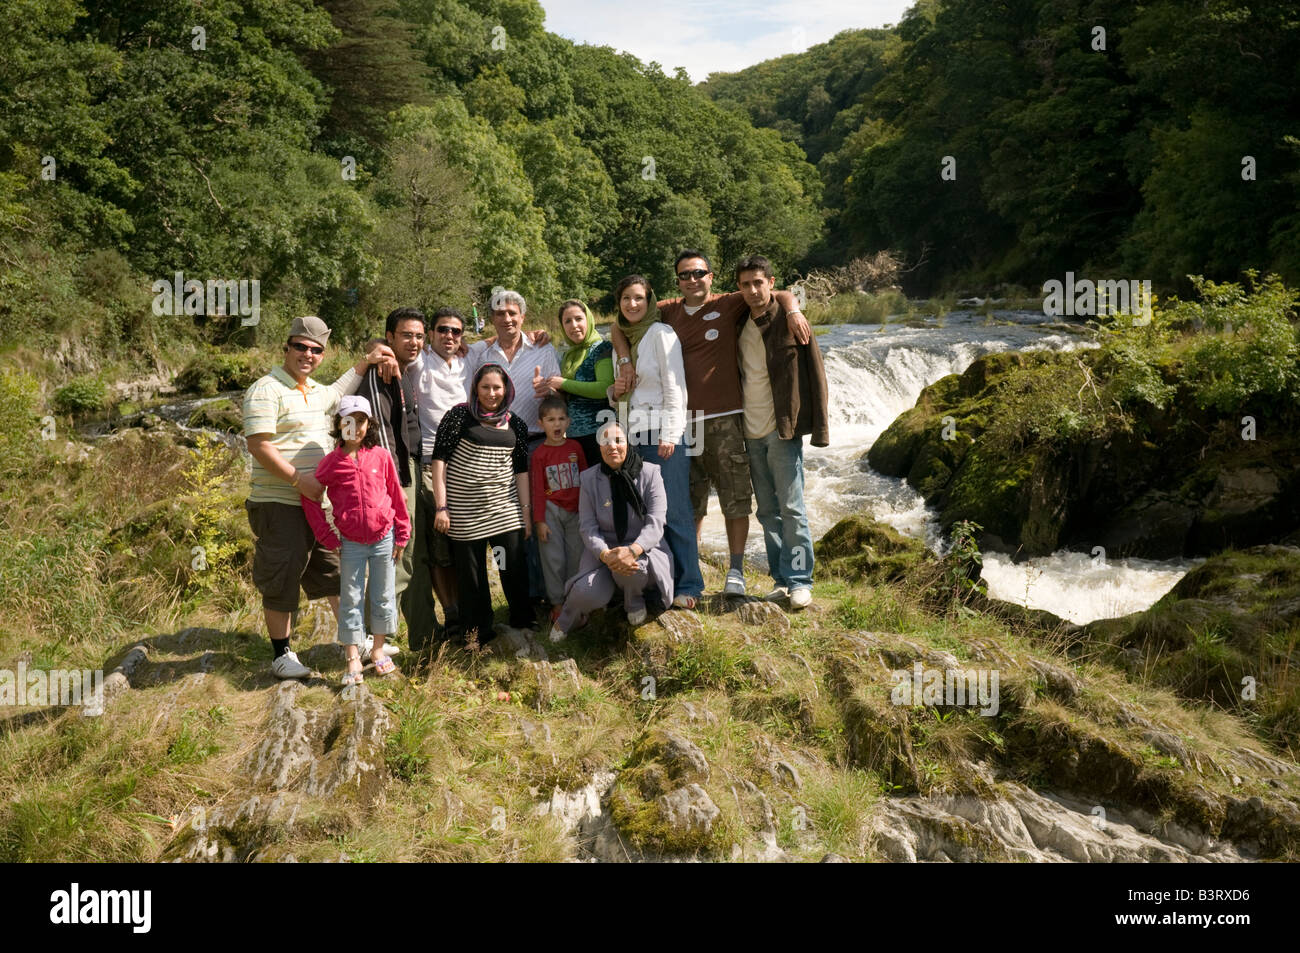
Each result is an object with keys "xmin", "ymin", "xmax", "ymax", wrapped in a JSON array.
[
  {"xmin": 339, "ymin": 529, "xmax": 397, "ymax": 646},
  {"xmin": 639, "ymin": 437, "xmax": 703, "ymax": 599},
  {"xmin": 746, "ymin": 431, "xmax": 814, "ymax": 591}
]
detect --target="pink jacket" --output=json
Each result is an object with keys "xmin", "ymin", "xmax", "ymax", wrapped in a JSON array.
[{"xmin": 302, "ymin": 445, "xmax": 410, "ymax": 550}]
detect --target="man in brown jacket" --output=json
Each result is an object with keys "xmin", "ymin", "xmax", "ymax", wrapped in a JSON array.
[{"xmin": 734, "ymin": 255, "xmax": 830, "ymax": 610}]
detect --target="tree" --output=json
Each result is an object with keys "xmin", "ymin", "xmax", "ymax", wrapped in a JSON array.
[{"xmin": 368, "ymin": 130, "xmax": 479, "ymax": 315}]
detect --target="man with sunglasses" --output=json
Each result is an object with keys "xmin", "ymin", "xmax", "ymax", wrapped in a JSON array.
[
  {"xmin": 403, "ymin": 306, "xmax": 472, "ymax": 651},
  {"xmin": 243, "ymin": 316, "xmax": 400, "ymax": 680},
  {"xmin": 611, "ymin": 251, "xmax": 811, "ymax": 597}
]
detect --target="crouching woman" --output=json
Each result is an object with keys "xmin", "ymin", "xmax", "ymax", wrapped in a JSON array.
[{"xmin": 549, "ymin": 420, "xmax": 674, "ymax": 642}]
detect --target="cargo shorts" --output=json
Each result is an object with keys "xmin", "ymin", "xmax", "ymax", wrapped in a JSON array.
[
  {"xmin": 688, "ymin": 413, "xmax": 754, "ymax": 520},
  {"xmin": 245, "ymin": 500, "xmax": 341, "ymax": 612}
]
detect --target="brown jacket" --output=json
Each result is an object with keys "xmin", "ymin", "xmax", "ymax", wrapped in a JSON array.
[{"xmin": 740, "ymin": 296, "xmax": 831, "ymax": 447}]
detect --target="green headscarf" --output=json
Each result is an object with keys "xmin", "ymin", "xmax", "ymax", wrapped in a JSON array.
[
  {"xmin": 615, "ymin": 291, "xmax": 660, "ymax": 366},
  {"xmin": 559, "ymin": 301, "xmax": 604, "ymax": 379}
]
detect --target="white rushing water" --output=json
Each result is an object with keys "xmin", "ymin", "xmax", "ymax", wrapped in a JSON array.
[{"xmin": 696, "ymin": 309, "xmax": 1197, "ymax": 624}]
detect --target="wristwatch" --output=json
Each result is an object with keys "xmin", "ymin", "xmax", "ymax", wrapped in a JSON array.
[{"xmin": 617, "ymin": 356, "xmax": 632, "ymax": 367}]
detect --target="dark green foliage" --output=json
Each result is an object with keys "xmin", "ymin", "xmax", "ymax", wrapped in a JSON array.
[{"xmin": 701, "ymin": 0, "xmax": 1300, "ymax": 292}]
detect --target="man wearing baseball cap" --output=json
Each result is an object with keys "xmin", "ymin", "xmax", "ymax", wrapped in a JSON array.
[{"xmin": 242, "ymin": 316, "xmax": 400, "ymax": 679}]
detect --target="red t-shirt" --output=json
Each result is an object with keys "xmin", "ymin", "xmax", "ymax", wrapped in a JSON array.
[{"xmin": 530, "ymin": 439, "xmax": 588, "ymax": 516}]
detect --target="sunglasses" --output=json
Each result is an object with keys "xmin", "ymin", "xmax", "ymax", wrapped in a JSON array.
[
  {"xmin": 676, "ymin": 269, "xmax": 710, "ymax": 281},
  {"xmin": 289, "ymin": 341, "xmax": 325, "ymax": 355},
  {"xmin": 435, "ymin": 325, "xmax": 463, "ymax": 336}
]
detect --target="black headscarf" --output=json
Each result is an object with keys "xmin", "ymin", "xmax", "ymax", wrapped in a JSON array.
[
  {"xmin": 468, "ymin": 362, "xmax": 514, "ymax": 426},
  {"xmin": 600, "ymin": 442, "xmax": 646, "ymax": 544}
]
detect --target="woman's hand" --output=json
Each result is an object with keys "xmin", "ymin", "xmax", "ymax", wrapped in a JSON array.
[
  {"xmin": 535, "ymin": 522, "xmax": 549, "ymax": 543},
  {"xmin": 392, "ymin": 543, "xmax": 405, "ymax": 564},
  {"xmin": 522, "ymin": 519, "xmax": 532, "ymax": 540},
  {"xmin": 657, "ymin": 441, "xmax": 674, "ymax": 459},
  {"xmin": 544, "ymin": 375, "xmax": 565, "ymax": 392},
  {"xmin": 434, "ymin": 510, "xmax": 450, "ymax": 534},
  {"xmin": 603, "ymin": 546, "xmax": 639, "ymax": 576}
]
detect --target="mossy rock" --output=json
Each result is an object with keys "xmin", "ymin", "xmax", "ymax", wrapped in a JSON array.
[
  {"xmin": 175, "ymin": 351, "xmax": 261, "ymax": 397},
  {"xmin": 1082, "ymin": 545, "xmax": 1300, "ymax": 749},
  {"xmin": 815, "ymin": 514, "xmax": 932, "ymax": 584},
  {"xmin": 606, "ymin": 728, "xmax": 732, "ymax": 856},
  {"xmin": 188, "ymin": 399, "xmax": 243, "ymax": 433}
]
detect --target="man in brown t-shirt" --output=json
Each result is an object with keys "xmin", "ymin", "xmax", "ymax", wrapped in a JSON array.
[{"xmin": 612, "ymin": 250, "xmax": 810, "ymax": 596}]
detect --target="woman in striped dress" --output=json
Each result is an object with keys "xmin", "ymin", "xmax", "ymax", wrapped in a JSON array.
[{"xmin": 428, "ymin": 363, "xmax": 534, "ymax": 644}]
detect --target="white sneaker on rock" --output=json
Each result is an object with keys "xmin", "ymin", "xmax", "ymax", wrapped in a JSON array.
[
  {"xmin": 765, "ymin": 586, "xmax": 790, "ymax": 602},
  {"xmin": 724, "ymin": 569, "xmax": 746, "ymax": 596},
  {"xmin": 549, "ymin": 623, "xmax": 568, "ymax": 643},
  {"xmin": 790, "ymin": 587, "xmax": 813, "ymax": 609},
  {"xmin": 271, "ymin": 650, "xmax": 311, "ymax": 680},
  {"xmin": 627, "ymin": 608, "xmax": 648, "ymax": 626}
]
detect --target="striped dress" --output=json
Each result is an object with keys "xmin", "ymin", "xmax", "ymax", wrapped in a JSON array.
[{"xmin": 430, "ymin": 404, "xmax": 529, "ymax": 541}]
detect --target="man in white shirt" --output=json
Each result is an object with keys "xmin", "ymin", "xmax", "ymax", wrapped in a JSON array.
[
  {"xmin": 405, "ymin": 307, "xmax": 470, "ymax": 651},
  {"xmin": 465, "ymin": 290, "xmax": 561, "ymax": 446}
]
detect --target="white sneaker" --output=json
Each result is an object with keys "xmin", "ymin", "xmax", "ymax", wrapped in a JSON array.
[
  {"xmin": 362, "ymin": 636, "xmax": 400, "ymax": 662},
  {"xmin": 764, "ymin": 586, "xmax": 790, "ymax": 602},
  {"xmin": 549, "ymin": 623, "xmax": 568, "ymax": 644},
  {"xmin": 724, "ymin": 569, "xmax": 746, "ymax": 596},
  {"xmin": 789, "ymin": 587, "xmax": 813, "ymax": 609},
  {"xmin": 271, "ymin": 650, "xmax": 311, "ymax": 680},
  {"xmin": 627, "ymin": 608, "xmax": 648, "ymax": 626}
]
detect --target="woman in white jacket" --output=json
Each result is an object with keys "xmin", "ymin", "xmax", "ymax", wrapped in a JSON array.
[{"xmin": 608, "ymin": 275, "xmax": 704, "ymax": 605}]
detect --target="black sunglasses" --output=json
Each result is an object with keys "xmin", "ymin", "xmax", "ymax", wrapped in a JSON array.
[
  {"xmin": 435, "ymin": 325, "xmax": 463, "ymax": 336},
  {"xmin": 289, "ymin": 341, "xmax": 325, "ymax": 355},
  {"xmin": 676, "ymin": 269, "xmax": 710, "ymax": 280}
]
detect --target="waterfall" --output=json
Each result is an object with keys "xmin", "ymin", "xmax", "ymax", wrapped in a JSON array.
[{"xmin": 697, "ymin": 310, "xmax": 1194, "ymax": 622}]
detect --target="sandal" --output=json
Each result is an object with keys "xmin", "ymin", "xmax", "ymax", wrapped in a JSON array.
[
  {"xmin": 672, "ymin": 594, "xmax": 698, "ymax": 610},
  {"xmin": 341, "ymin": 670, "xmax": 363, "ymax": 687},
  {"xmin": 373, "ymin": 655, "xmax": 396, "ymax": 676}
]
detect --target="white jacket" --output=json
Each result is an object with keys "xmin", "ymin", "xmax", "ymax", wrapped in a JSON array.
[{"xmin": 627, "ymin": 322, "xmax": 687, "ymax": 446}]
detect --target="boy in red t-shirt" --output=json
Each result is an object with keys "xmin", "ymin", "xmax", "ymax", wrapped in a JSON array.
[{"xmin": 531, "ymin": 395, "xmax": 589, "ymax": 616}]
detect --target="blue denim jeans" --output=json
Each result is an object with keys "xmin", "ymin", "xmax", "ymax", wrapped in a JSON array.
[
  {"xmin": 746, "ymin": 431, "xmax": 814, "ymax": 591},
  {"xmin": 638, "ymin": 437, "xmax": 704, "ymax": 599},
  {"xmin": 339, "ymin": 529, "xmax": 397, "ymax": 646}
]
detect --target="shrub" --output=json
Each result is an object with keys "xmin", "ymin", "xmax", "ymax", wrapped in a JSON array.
[
  {"xmin": 175, "ymin": 351, "xmax": 261, "ymax": 396},
  {"xmin": 53, "ymin": 375, "xmax": 106, "ymax": 414}
]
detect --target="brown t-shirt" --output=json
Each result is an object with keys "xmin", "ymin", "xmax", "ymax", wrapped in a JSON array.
[{"xmin": 658, "ymin": 292, "xmax": 749, "ymax": 417}]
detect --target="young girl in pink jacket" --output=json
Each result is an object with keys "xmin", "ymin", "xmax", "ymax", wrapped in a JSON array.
[{"xmin": 303, "ymin": 395, "xmax": 411, "ymax": 685}]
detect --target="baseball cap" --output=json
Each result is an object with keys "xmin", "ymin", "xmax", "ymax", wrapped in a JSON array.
[
  {"xmin": 338, "ymin": 394, "xmax": 372, "ymax": 418},
  {"xmin": 288, "ymin": 315, "xmax": 331, "ymax": 347}
]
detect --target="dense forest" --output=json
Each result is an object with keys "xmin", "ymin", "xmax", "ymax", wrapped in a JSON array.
[
  {"xmin": 702, "ymin": 0, "xmax": 1300, "ymax": 293},
  {"xmin": 1, "ymin": 0, "xmax": 1296, "ymax": 355},
  {"xmin": 0, "ymin": 0, "xmax": 822, "ymax": 351}
]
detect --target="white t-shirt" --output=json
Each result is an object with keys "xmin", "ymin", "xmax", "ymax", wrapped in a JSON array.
[{"xmin": 738, "ymin": 319, "xmax": 776, "ymax": 439}]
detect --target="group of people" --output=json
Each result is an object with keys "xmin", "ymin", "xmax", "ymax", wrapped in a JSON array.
[{"xmin": 241, "ymin": 251, "xmax": 830, "ymax": 683}]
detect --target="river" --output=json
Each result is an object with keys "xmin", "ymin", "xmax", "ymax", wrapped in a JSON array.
[{"xmin": 695, "ymin": 310, "xmax": 1202, "ymax": 624}]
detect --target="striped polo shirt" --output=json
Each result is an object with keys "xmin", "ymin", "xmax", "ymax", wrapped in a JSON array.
[{"xmin": 243, "ymin": 365, "xmax": 360, "ymax": 505}]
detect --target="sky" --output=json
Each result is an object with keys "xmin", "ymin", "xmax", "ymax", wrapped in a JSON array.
[{"xmin": 539, "ymin": 0, "xmax": 916, "ymax": 83}]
